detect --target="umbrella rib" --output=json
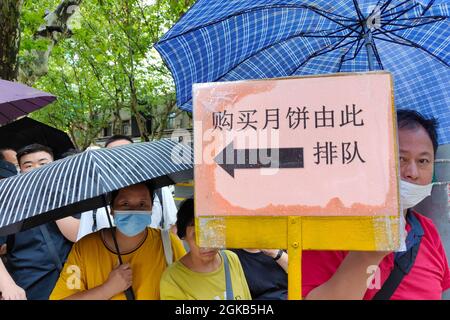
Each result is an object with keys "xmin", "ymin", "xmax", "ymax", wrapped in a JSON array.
[
  {"xmin": 381, "ymin": 2, "xmax": 422, "ymax": 27},
  {"xmin": 290, "ymin": 36, "xmax": 361, "ymax": 76},
  {"xmin": 377, "ymin": 16, "xmax": 446, "ymax": 33},
  {"xmin": 373, "ymin": 31, "xmax": 450, "ymax": 67},
  {"xmin": 366, "ymin": 0, "xmax": 393, "ymax": 25},
  {"xmin": 422, "ymin": 0, "xmax": 436, "ymax": 16},
  {"xmin": 382, "ymin": 6, "xmax": 420, "ymax": 26},
  {"xmin": 345, "ymin": 37, "xmax": 365, "ymax": 62},
  {"xmin": 307, "ymin": 7, "xmax": 361, "ymax": 34},
  {"xmin": 371, "ymin": 0, "xmax": 386, "ymax": 15},
  {"xmin": 380, "ymin": 0, "xmax": 414, "ymax": 19},
  {"xmin": 393, "ymin": 16, "xmax": 449, "ymax": 21},
  {"xmin": 337, "ymin": 39, "xmax": 359, "ymax": 72},
  {"xmin": 339, "ymin": 35, "xmax": 380, "ymax": 70},
  {"xmin": 215, "ymin": 23, "xmax": 359, "ymax": 81},
  {"xmin": 379, "ymin": 0, "xmax": 394, "ymax": 14},
  {"xmin": 157, "ymin": 4, "xmax": 357, "ymax": 44},
  {"xmin": 303, "ymin": 6, "xmax": 357, "ymax": 22},
  {"xmin": 301, "ymin": 34, "xmax": 359, "ymax": 39},
  {"xmin": 285, "ymin": 29, "xmax": 360, "ymax": 75},
  {"xmin": 370, "ymin": 39, "xmax": 385, "ymax": 70},
  {"xmin": 7, "ymin": 101, "xmax": 30, "ymax": 114},
  {"xmin": 7, "ymin": 96, "xmax": 50, "ymax": 115},
  {"xmin": 297, "ymin": 21, "xmax": 361, "ymax": 39},
  {"xmin": 387, "ymin": 16, "xmax": 446, "ymax": 26},
  {"xmin": 352, "ymin": 0, "xmax": 365, "ymax": 23},
  {"xmin": 0, "ymin": 109, "xmax": 11, "ymax": 122}
]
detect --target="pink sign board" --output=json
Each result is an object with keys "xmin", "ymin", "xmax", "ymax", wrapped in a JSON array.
[{"xmin": 194, "ymin": 72, "xmax": 399, "ymax": 217}]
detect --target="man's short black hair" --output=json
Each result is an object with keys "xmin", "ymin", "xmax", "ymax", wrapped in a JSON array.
[
  {"xmin": 176, "ymin": 198, "xmax": 194, "ymax": 239},
  {"xmin": 104, "ymin": 135, "xmax": 134, "ymax": 148},
  {"xmin": 397, "ymin": 109, "xmax": 438, "ymax": 154},
  {"xmin": 0, "ymin": 148, "xmax": 15, "ymax": 161},
  {"xmin": 16, "ymin": 144, "xmax": 54, "ymax": 164}
]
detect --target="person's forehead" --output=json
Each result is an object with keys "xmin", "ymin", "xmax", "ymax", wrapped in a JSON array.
[
  {"xmin": 107, "ymin": 139, "xmax": 132, "ymax": 148},
  {"xmin": 398, "ymin": 127, "xmax": 434, "ymax": 154},
  {"xmin": 116, "ymin": 184, "xmax": 150, "ymax": 199},
  {"xmin": 3, "ymin": 150, "xmax": 17, "ymax": 162},
  {"xmin": 20, "ymin": 151, "xmax": 52, "ymax": 162},
  {"xmin": 4, "ymin": 149, "xmax": 16, "ymax": 156}
]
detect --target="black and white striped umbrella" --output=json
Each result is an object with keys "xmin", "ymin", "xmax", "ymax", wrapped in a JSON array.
[{"xmin": 0, "ymin": 139, "xmax": 193, "ymax": 236}]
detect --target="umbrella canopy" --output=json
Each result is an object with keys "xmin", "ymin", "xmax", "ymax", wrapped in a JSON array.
[
  {"xmin": 155, "ymin": 0, "xmax": 450, "ymax": 144},
  {"xmin": 0, "ymin": 139, "xmax": 193, "ymax": 236},
  {"xmin": 0, "ymin": 79, "xmax": 56, "ymax": 125},
  {"xmin": 0, "ymin": 117, "xmax": 75, "ymax": 159}
]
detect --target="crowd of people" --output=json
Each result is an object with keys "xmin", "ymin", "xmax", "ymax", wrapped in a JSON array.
[{"xmin": 0, "ymin": 109, "xmax": 449, "ymax": 300}]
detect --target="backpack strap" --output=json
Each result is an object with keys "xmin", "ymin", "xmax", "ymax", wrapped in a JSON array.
[
  {"xmin": 156, "ymin": 188, "xmax": 174, "ymax": 266},
  {"xmin": 39, "ymin": 224, "xmax": 63, "ymax": 272},
  {"xmin": 6, "ymin": 234, "xmax": 15, "ymax": 254},
  {"xmin": 155, "ymin": 189, "xmax": 164, "ymax": 229},
  {"xmin": 372, "ymin": 211, "xmax": 424, "ymax": 300},
  {"xmin": 161, "ymin": 229, "xmax": 173, "ymax": 265},
  {"xmin": 91, "ymin": 208, "xmax": 98, "ymax": 233},
  {"xmin": 220, "ymin": 250, "xmax": 234, "ymax": 300}
]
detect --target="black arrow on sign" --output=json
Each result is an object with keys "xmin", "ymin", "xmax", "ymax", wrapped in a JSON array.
[{"xmin": 214, "ymin": 142, "xmax": 304, "ymax": 178}]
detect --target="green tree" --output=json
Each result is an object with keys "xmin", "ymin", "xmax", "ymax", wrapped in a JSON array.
[
  {"xmin": 0, "ymin": 0, "xmax": 23, "ymax": 80},
  {"xmin": 3, "ymin": 0, "xmax": 195, "ymax": 147},
  {"xmin": 1, "ymin": 0, "xmax": 82, "ymax": 82},
  {"xmin": 33, "ymin": 44, "xmax": 112, "ymax": 150},
  {"xmin": 34, "ymin": 0, "xmax": 194, "ymax": 145}
]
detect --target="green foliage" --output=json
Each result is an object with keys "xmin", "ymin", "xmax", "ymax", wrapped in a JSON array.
[
  {"xmin": 19, "ymin": 0, "xmax": 59, "ymax": 55},
  {"xmin": 27, "ymin": 0, "xmax": 194, "ymax": 148}
]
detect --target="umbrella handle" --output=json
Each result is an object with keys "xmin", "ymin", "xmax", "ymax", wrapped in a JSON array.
[
  {"xmin": 125, "ymin": 288, "xmax": 135, "ymax": 300},
  {"xmin": 103, "ymin": 199, "xmax": 135, "ymax": 300}
]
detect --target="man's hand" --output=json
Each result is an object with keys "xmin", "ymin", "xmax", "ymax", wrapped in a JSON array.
[
  {"xmin": 101, "ymin": 263, "xmax": 133, "ymax": 298},
  {"xmin": 0, "ymin": 244, "xmax": 6, "ymax": 256},
  {"xmin": 0, "ymin": 280, "xmax": 27, "ymax": 300}
]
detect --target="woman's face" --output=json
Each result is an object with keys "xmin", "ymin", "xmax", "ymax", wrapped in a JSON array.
[
  {"xmin": 112, "ymin": 184, "xmax": 152, "ymax": 213},
  {"xmin": 184, "ymin": 222, "xmax": 218, "ymax": 263}
]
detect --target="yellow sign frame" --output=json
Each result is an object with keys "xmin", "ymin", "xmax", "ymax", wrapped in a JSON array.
[{"xmin": 196, "ymin": 215, "xmax": 400, "ymax": 299}]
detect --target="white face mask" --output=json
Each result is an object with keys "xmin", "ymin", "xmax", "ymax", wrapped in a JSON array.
[{"xmin": 400, "ymin": 180, "xmax": 433, "ymax": 210}]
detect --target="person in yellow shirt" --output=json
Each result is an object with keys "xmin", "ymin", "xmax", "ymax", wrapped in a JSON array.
[
  {"xmin": 50, "ymin": 182, "xmax": 185, "ymax": 300},
  {"xmin": 160, "ymin": 199, "xmax": 251, "ymax": 300}
]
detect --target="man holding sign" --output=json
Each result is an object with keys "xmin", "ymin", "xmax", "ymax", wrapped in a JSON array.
[
  {"xmin": 302, "ymin": 110, "xmax": 450, "ymax": 300},
  {"xmin": 194, "ymin": 72, "xmax": 449, "ymax": 299}
]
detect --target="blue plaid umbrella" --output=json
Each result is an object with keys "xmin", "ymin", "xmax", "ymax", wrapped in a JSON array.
[
  {"xmin": 155, "ymin": 0, "xmax": 450, "ymax": 144},
  {"xmin": 0, "ymin": 139, "xmax": 193, "ymax": 236}
]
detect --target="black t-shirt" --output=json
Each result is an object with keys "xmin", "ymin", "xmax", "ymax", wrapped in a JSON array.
[
  {"xmin": 231, "ymin": 249, "xmax": 287, "ymax": 300},
  {"xmin": 2, "ymin": 222, "xmax": 73, "ymax": 300}
]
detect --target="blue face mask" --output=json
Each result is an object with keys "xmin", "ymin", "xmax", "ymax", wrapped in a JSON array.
[{"xmin": 113, "ymin": 211, "xmax": 152, "ymax": 237}]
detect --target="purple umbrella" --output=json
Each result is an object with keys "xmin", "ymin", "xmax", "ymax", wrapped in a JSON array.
[{"xmin": 0, "ymin": 79, "xmax": 56, "ymax": 125}]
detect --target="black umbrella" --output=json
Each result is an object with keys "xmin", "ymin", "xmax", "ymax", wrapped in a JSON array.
[
  {"xmin": 0, "ymin": 139, "xmax": 192, "ymax": 235},
  {"xmin": 0, "ymin": 117, "xmax": 75, "ymax": 159}
]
